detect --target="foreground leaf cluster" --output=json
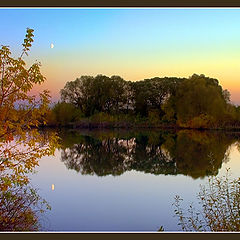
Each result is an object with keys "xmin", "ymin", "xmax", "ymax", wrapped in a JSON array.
[
  {"xmin": 0, "ymin": 28, "xmax": 58, "ymax": 230},
  {"xmin": 174, "ymin": 169, "xmax": 240, "ymax": 231}
]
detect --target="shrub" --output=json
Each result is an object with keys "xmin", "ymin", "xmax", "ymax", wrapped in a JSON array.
[
  {"xmin": 90, "ymin": 112, "xmax": 115, "ymax": 123},
  {"xmin": 148, "ymin": 109, "xmax": 161, "ymax": 125},
  {"xmin": 177, "ymin": 114, "xmax": 215, "ymax": 129},
  {"xmin": 48, "ymin": 102, "xmax": 83, "ymax": 126},
  {"xmin": 173, "ymin": 169, "xmax": 240, "ymax": 231}
]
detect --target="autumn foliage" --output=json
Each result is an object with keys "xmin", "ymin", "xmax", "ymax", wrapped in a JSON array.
[{"xmin": 0, "ymin": 29, "xmax": 58, "ymax": 230}]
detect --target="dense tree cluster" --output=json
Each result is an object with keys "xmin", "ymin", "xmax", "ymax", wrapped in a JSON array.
[
  {"xmin": 59, "ymin": 74, "xmax": 185, "ymax": 118},
  {"xmin": 51, "ymin": 73, "xmax": 240, "ymax": 129},
  {"xmin": 60, "ymin": 75, "xmax": 128, "ymax": 116}
]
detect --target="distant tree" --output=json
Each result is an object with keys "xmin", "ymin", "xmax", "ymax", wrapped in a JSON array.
[
  {"xmin": 132, "ymin": 77, "xmax": 184, "ymax": 118},
  {"xmin": 60, "ymin": 76, "xmax": 94, "ymax": 115},
  {"xmin": 170, "ymin": 74, "xmax": 228, "ymax": 127},
  {"xmin": 61, "ymin": 75, "xmax": 127, "ymax": 116},
  {"xmin": 109, "ymin": 75, "xmax": 126, "ymax": 114},
  {"xmin": 59, "ymin": 73, "xmax": 240, "ymax": 128},
  {"xmin": 223, "ymin": 89, "xmax": 231, "ymax": 103}
]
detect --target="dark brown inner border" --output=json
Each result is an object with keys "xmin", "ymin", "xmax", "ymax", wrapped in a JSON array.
[
  {"xmin": 1, "ymin": 0, "xmax": 240, "ymax": 6},
  {"xmin": 1, "ymin": 233, "xmax": 240, "ymax": 240}
]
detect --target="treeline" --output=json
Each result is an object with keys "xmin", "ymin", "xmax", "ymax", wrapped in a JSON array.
[{"xmin": 47, "ymin": 74, "xmax": 240, "ymax": 129}]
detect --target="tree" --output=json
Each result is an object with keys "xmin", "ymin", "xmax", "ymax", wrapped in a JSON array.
[
  {"xmin": 0, "ymin": 28, "xmax": 58, "ymax": 191},
  {"xmin": 59, "ymin": 73, "xmax": 239, "ymax": 128},
  {"xmin": 60, "ymin": 75, "xmax": 127, "ymax": 117},
  {"xmin": 171, "ymin": 74, "xmax": 228, "ymax": 127},
  {"xmin": 132, "ymin": 77, "xmax": 184, "ymax": 118},
  {"xmin": 0, "ymin": 28, "xmax": 58, "ymax": 230},
  {"xmin": 0, "ymin": 28, "xmax": 51, "ymax": 138}
]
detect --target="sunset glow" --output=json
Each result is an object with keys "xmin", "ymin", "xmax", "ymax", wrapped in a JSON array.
[{"xmin": 1, "ymin": 8, "xmax": 240, "ymax": 104}]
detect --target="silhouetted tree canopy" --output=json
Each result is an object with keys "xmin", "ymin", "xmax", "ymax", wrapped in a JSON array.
[{"xmin": 56, "ymin": 73, "xmax": 239, "ymax": 129}]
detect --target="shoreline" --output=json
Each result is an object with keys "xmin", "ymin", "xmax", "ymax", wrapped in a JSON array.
[{"xmin": 41, "ymin": 122, "xmax": 240, "ymax": 133}]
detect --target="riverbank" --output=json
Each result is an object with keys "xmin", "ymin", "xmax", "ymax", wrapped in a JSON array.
[{"xmin": 44, "ymin": 118, "xmax": 240, "ymax": 132}]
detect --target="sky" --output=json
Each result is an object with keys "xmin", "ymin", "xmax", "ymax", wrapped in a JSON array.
[{"xmin": 1, "ymin": 8, "xmax": 240, "ymax": 104}]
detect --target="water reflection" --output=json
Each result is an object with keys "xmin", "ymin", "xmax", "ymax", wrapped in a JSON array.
[
  {"xmin": 60, "ymin": 129, "xmax": 239, "ymax": 179},
  {"xmin": 0, "ymin": 129, "xmax": 58, "ymax": 231}
]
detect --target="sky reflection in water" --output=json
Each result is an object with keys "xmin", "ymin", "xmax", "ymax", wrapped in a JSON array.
[{"xmin": 29, "ymin": 129, "xmax": 240, "ymax": 231}]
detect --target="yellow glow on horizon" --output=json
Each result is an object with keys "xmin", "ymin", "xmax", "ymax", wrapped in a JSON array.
[{"xmin": 27, "ymin": 52, "xmax": 240, "ymax": 104}]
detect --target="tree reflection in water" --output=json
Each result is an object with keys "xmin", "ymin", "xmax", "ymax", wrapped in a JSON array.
[
  {"xmin": 60, "ymin": 129, "xmax": 239, "ymax": 179},
  {"xmin": 0, "ymin": 130, "xmax": 58, "ymax": 231}
]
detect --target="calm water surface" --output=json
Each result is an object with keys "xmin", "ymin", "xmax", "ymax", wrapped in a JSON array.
[{"xmin": 29, "ymin": 129, "xmax": 240, "ymax": 231}]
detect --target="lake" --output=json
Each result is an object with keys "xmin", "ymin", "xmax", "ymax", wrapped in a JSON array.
[{"xmin": 28, "ymin": 129, "xmax": 240, "ymax": 231}]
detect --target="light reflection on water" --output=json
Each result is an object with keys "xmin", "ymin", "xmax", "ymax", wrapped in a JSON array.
[{"xmin": 29, "ymin": 129, "xmax": 240, "ymax": 231}]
